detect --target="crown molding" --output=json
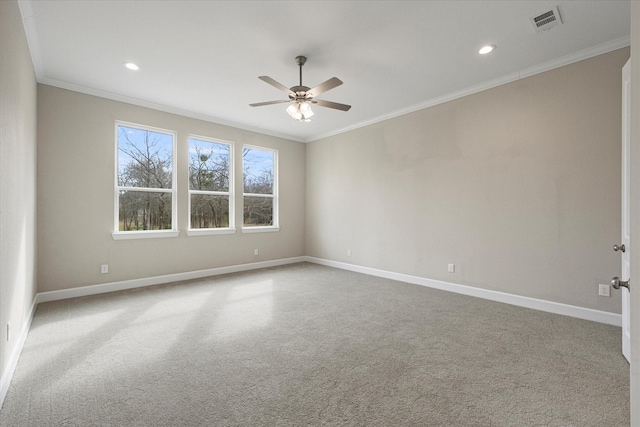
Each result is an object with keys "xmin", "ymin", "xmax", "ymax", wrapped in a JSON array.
[{"xmin": 307, "ymin": 36, "xmax": 631, "ymax": 143}]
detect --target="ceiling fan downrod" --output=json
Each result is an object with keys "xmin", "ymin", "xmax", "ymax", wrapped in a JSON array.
[
  {"xmin": 295, "ymin": 56, "xmax": 306, "ymax": 87},
  {"xmin": 290, "ymin": 56, "xmax": 309, "ymax": 95}
]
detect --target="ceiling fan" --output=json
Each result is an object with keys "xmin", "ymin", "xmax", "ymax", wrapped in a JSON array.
[{"xmin": 250, "ymin": 56, "xmax": 351, "ymax": 122}]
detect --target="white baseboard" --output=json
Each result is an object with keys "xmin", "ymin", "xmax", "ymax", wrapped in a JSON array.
[
  {"xmin": 35, "ymin": 254, "xmax": 623, "ymax": 324},
  {"xmin": 0, "ymin": 297, "xmax": 37, "ymax": 409},
  {"xmin": 304, "ymin": 256, "xmax": 622, "ymax": 327},
  {"xmin": 36, "ymin": 256, "xmax": 306, "ymax": 304}
]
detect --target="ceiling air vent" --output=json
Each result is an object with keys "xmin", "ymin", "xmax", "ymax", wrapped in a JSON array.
[{"xmin": 529, "ymin": 6, "xmax": 562, "ymax": 33}]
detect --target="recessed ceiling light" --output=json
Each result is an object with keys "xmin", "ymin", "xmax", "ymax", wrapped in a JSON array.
[
  {"xmin": 478, "ymin": 45, "xmax": 496, "ymax": 55},
  {"xmin": 123, "ymin": 62, "xmax": 139, "ymax": 71}
]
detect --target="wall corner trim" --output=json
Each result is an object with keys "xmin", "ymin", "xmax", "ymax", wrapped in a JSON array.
[
  {"xmin": 304, "ymin": 256, "xmax": 622, "ymax": 327},
  {"xmin": 0, "ymin": 297, "xmax": 38, "ymax": 410}
]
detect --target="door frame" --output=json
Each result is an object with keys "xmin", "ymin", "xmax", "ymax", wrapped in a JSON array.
[
  {"xmin": 622, "ymin": 60, "xmax": 631, "ymax": 363},
  {"xmin": 628, "ymin": 2, "xmax": 639, "ymax": 423}
]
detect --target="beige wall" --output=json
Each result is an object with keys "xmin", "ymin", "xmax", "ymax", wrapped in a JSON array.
[
  {"xmin": 0, "ymin": 0, "xmax": 38, "ymax": 386},
  {"xmin": 37, "ymin": 86, "xmax": 306, "ymax": 292},
  {"xmin": 307, "ymin": 48, "xmax": 629, "ymax": 313}
]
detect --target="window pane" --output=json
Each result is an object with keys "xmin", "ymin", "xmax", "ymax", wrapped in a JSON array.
[
  {"xmin": 243, "ymin": 196, "xmax": 273, "ymax": 227},
  {"xmin": 190, "ymin": 194, "xmax": 230, "ymax": 229},
  {"xmin": 117, "ymin": 125, "xmax": 173, "ymax": 189},
  {"xmin": 243, "ymin": 147, "xmax": 273, "ymax": 194},
  {"xmin": 189, "ymin": 138, "xmax": 230, "ymax": 192},
  {"xmin": 118, "ymin": 191, "xmax": 172, "ymax": 231}
]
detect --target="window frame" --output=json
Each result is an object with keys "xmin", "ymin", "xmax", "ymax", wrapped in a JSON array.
[
  {"xmin": 186, "ymin": 134, "xmax": 236, "ymax": 236},
  {"xmin": 112, "ymin": 121, "xmax": 179, "ymax": 240},
  {"xmin": 242, "ymin": 144, "xmax": 279, "ymax": 233}
]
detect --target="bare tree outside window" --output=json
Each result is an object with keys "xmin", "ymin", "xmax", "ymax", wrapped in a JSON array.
[
  {"xmin": 116, "ymin": 124, "xmax": 174, "ymax": 231},
  {"xmin": 115, "ymin": 126, "xmax": 276, "ymax": 234},
  {"xmin": 243, "ymin": 147, "xmax": 276, "ymax": 227},
  {"xmin": 188, "ymin": 138, "xmax": 232, "ymax": 229}
]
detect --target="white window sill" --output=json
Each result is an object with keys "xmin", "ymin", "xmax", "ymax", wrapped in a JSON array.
[
  {"xmin": 241, "ymin": 226, "xmax": 280, "ymax": 234},
  {"xmin": 112, "ymin": 230, "xmax": 180, "ymax": 240},
  {"xmin": 186, "ymin": 228, "xmax": 237, "ymax": 236}
]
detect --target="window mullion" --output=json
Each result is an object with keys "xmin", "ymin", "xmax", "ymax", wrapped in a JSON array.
[
  {"xmin": 242, "ymin": 192, "xmax": 273, "ymax": 198},
  {"xmin": 118, "ymin": 186, "xmax": 173, "ymax": 193},
  {"xmin": 190, "ymin": 189, "xmax": 230, "ymax": 196}
]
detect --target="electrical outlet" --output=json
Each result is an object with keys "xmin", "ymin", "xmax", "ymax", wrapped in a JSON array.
[
  {"xmin": 101, "ymin": 264, "xmax": 109, "ymax": 274},
  {"xmin": 347, "ymin": 249, "xmax": 351, "ymax": 257},
  {"xmin": 598, "ymin": 284, "xmax": 611, "ymax": 297},
  {"xmin": 254, "ymin": 249, "xmax": 259, "ymax": 256},
  {"xmin": 448, "ymin": 264, "xmax": 455, "ymax": 273}
]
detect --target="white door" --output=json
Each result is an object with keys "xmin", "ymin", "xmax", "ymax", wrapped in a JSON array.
[{"xmin": 618, "ymin": 59, "xmax": 631, "ymax": 363}]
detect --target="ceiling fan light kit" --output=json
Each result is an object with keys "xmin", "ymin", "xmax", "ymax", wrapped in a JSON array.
[
  {"xmin": 286, "ymin": 101, "xmax": 314, "ymax": 122},
  {"xmin": 250, "ymin": 55, "xmax": 351, "ymax": 122}
]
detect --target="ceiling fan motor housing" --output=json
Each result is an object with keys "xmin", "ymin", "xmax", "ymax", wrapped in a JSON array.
[{"xmin": 290, "ymin": 86, "xmax": 311, "ymax": 100}]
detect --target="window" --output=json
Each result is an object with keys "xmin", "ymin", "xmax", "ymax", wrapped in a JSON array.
[
  {"xmin": 114, "ymin": 122, "xmax": 177, "ymax": 239},
  {"xmin": 243, "ymin": 145, "xmax": 278, "ymax": 231},
  {"xmin": 188, "ymin": 136, "xmax": 234, "ymax": 235}
]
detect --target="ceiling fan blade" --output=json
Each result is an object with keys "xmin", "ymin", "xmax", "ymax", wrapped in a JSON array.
[
  {"xmin": 307, "ymin": 77, "xmax": 343, "ymax": 97},
  {"xmin": 249, "ymin": 99, "xmax": 291, "ymax": 107},
  {"xmin": 312, "ymin": 99, "xmax": 351, "ymax": 111},
  {"xmin": 258, "ymin": 76, "xmax": 294, "ymax": 96}
]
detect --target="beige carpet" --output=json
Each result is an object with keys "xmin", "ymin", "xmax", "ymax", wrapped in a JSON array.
[{"xmin": 0, "ymin": 262, "xmax": 630, "ymax": 426}]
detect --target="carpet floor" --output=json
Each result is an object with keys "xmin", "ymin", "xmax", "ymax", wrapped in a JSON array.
[{"xmin": 0, "ymin": 262, "xmax": 630, "ymax": 426}]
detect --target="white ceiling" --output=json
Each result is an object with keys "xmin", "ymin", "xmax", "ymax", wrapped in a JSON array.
[{"xmin": 18, "ymin": 1, "xmax": 630, "ymax": 142}]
